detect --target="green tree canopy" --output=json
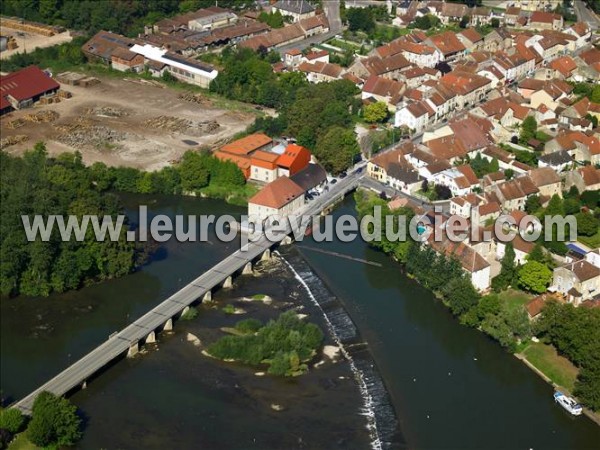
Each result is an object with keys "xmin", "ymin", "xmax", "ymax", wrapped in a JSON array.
[
  {"xmin": 0, "ymin": 408, "xmax": 25, "ymax": 434},
  {"xmin": 27, "ymin": 392, "xmax": 82, "ymax": 447},
  {"xmin": 520, "ymin": 116, "xmax": 538, "ymax": 144},
  {"xmin": 314, "ymin": 126, "xmax": 360, "ymax": 174},
  {"xmin": 346, "ymin": 7, "xmax": 376, "ymax": 33},
  {"xmin": 518, "ymin": 261, "xmax": 552, "ymax": 294},
  {"xmin": 363, "ymin": 102, "xmax": 389, "ymax": 123},
  {"xmin": 575, "ymin": 212, "xmax": 598, "ymax": 237}
]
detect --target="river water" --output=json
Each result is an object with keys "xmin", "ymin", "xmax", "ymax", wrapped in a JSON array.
[{"xmin": 1, "ymin": 194, "xmax": 599, "ymax": 449}]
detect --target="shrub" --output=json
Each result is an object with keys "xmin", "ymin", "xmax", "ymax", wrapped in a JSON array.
[{"xmin": 0, "ymin": 408, "xmax": 25, "ymax": 434}]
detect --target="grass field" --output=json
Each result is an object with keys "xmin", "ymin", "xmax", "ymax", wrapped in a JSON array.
[
  {"xmin": 579, "ymin": 230, "xmax": 600, "ymax": 249},
  {"xmin": 8, "ymin": 433, "xmax": 38, "ymax": 450},
  {"xmin": 500, "ymin": 289, "xmax": 532, "ymax": 313},
  {"xmin": 521, "ymin": 342, "xmax": 579, "ymax": 392}
]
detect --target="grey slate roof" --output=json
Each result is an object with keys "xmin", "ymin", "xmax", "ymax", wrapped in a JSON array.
[
  {"xmin": 539, "ymin": 150, "xmax": 572, "ymax": 166},
  {"xmin": 387, "ymin": 163, "xmax": 422, "ymax": 184},
  {"xmin": 290, "ymin": 163, "xmax": 327, "ymax": 191}
]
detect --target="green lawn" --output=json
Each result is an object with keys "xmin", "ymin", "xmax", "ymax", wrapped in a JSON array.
[
  {"xmin": 8, "ymin": 433, "xmax": 38, "ymax": 450},
  {"xmin": 499, "ymin": 289, "xmax": 532, "ymax": 313},
  {"xmin": 199, "ymin": 183, "xmax": 259, "ymax": 206},
  {"xmin": 579, "ymin": 230, "xmax": 600, "ymax": 249},
  {"xmin": 521, "ymin": 342, "xmax": 579, "ymax": 392}
]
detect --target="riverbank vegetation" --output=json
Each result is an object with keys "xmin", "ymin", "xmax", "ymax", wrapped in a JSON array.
[
  {"xmin": 207, "ymin": 311, "xmax": 323, "ymax": 376},
  {"xmin": 0, "ymin": 392, "xmax": 81, "ymax": 449},
  {"xmin": 534, "ymin": 302, "xmax": 600, "ymax": 411},
  {"xmin": 0, "ymin": 144, "xmax": 138, "ymax": 298},
  {"xmin": 354, "ymin": 190, "xmax": 599, "ymax": 411},
  {"xmin": 1, "ymin": 144, "xmax": 252, "ymax": 297}
]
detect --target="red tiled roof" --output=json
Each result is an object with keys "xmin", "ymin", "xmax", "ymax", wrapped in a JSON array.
[
  {"xmin": 428, "ymin": 31, "xmax": 466, "ymax": 57},
  {"xmin": 276, "ymin": 143, "xmax": 311, "ymax": 170},
  {"xmin": 249, "ymin": 176, "xmax": 305, "ymax": 209},
  {"xmin": 456, "ymin": 164, "xmax": 479, "ymax": 185},
  {"xmin": 459, "ymin": 29, "xmax": 483, "ymax": 45},
  {"xmin": 0, "ymin": 66, "xmax": 60, "ymax": 111},
  {"xmin": 530, "ymin": 11, "xmax": 561, "ymax": 24},
  {"xmin": 221, "ymin": 133, "xmax": 272, "ymax": 156},
  {"xmin": 363, "ymin": 74, "xmax": 405, "ymax": 101}
]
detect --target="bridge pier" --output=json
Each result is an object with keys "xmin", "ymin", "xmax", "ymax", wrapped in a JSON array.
[
  {"xmin": 163, "ymin": 318, "xmax": 173, "ymax": 331},
  {"xmin": 242, "ymin": 262, "xmax": 253, "ymax": 275},
  {"xmin": 181, "ymin": 306, "xmax": 190, "ymax": 317},
  {"xmin": 146, "ymin": 331, "xmax": 156, "ymax": 344},
  {"xmin": 82, "ymin": 381, "xmax": 87, "ymax": 390},
  {"xmin": 203, "ymin": 291, "xmax": 212, "ymax": 303},
  {"xmin": 261, "ymin": 249, "xmax": 271, "ymax": 261},
  {"xmin": 223, "ymin": 276, "xmax": 233, "ymax": 288},
  {"xmin": 127, "ymin": 341, "xmax": 139, "ymax": 358}
]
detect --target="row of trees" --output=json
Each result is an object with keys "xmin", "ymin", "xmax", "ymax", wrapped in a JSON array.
[
  {"xmin": 0, "ymin": 0, "xmax": 250, "ymax": 37},
  {"xmin": 0, "ymin": 392, "xmax": 81, "ymax": 448},
  {"xmin": 214, "ymin": 49, "xmax": 363, "ymax": 174},
  {"xmin": 354, "ymin": 190, "xmax": 599, "ymax": 409},
  {"xmin": 525, "ymin": 191, "xmax": 599, "ymax": 255},
  {"xmin": 535, "ymin": 302, "xmax": 600, "ymax": 410},
  {"xmin": 207, "ymin": 311, "xmax": 324, "ymax": 376}
]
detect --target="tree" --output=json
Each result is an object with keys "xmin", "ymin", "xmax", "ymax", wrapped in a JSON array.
[
  {"xmin": 443, "ymin": 277, "xmax": 481, "ymax": 316},
  {"xmin": 346, "ymin": 7, "xmax": 375, "ymax": 33},
  {"xmin": 314, "ymin": 126, "xmax": 360, "ymax": 174},
  {"xmin": 27, "ymin": 392, "xmax": 82, "ymax": 447},
  {"xmin": 563, "ymin": 197, "xmax": 581, "ymax": 215},
  {"xmin": 585, "ymin": 113, "xmax": 599, "ymax": 128},
  {"xmin": 545, "ymin": 194, "xmax": 565, "ymax": 217},
  {"xmin": 459, "ymin": 15, "xmax": 470, "ymax": 28},
  {"xmin": 0, "ymin": 408, "xmax": 24, "ymax": 434},
  {"xmin": 574, "ymin": 367, "xmax": 600, "ymax": 411},
  {"xmin": 525, "ymin": 194, "xmax": 542, "ymax": 214},
  {"xmin": 257, "ymin": 10, "xmax": 284, "ymax": 28},
  {"xmin": 492, "ymin": 242, "xmax": 517, "ymax": 291},
  {"xmin": 520, "ymin": 116, "xmax": 538, "ymax": 144},
  {"xmin": 491, "ymin": 17, "xmax": 500, "ymax": 28},
  {"xmin": 178, "ymin": 151, "xmax": 210, "ymax": 193},
  {"xmin": 575, "ymin": 212, "xmax": 598, "ymax": 237},
  {"xmin": 363, "ymin": 102, "xmax": 389, "ymax": 123},
  {"xmin": 434, "ymin": 184, "xmax": 452, "ymax": 200},
  {"xmin": 413, "ymin": 14, "xmax": 438, "ymax": 29},
  {"xmin": 527, "ymin": 242, "xmax": 548, "ymax": 264},
  {"xmin": 518, "ymin": 261, "xmax": 552, "ymax": 294}
]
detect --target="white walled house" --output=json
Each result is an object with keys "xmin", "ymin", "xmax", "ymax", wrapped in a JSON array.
[
  {"xmin": 395, "ymin": 101, "xmax": 432, "ymax": 133},
  {"xmin": 247, "ymin": 176, "xmax": 305, "ymax": 221}
]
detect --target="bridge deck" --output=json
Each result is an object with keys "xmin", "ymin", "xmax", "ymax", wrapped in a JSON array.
[{"xmin": 13, "ymin": 171, "xmax": 361, "ymax": 414}]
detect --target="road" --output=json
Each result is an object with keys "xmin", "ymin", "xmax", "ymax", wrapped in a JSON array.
[
  {"xmin": 277, "ymin": 0, "xmax": 342, "ymax": 54},
  {"xmin": 359, "ymin": 176, "xmax": 451, "ymax": 213},
  {"xmin": 12, "ymin": 168, "xmax": 363, "ymax": 415},
  {"xmin": 574, "ymin": 0, "xmax": 600, "ymax": 29}
]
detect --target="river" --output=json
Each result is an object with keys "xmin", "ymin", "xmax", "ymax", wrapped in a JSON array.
[{"xmin": 1, "ymin": 194, "xmax": 599, "ymax": 449}]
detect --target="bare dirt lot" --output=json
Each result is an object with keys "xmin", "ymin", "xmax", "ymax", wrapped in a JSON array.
[
  {"xmin": 0, "ymin": 76, "xmax": 257, "ymax": 171},
  {"xmin": 0, "ymin": 27, "xmax": 72, "ymax": 60}
]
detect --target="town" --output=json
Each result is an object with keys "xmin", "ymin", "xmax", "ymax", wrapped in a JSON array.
[{"xmin": 0, "ymin": 0, "xmax": 599, "ymax": 448}]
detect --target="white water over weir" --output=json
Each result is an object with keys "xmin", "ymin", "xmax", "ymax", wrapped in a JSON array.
[{"xmin": 278, "ymin": 250, "xmax": 401, "ymax": 450}]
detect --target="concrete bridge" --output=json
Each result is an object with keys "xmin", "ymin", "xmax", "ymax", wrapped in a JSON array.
[{"xmin": 13, "ymin": 168, "xmax": 363, "ymax": 415}]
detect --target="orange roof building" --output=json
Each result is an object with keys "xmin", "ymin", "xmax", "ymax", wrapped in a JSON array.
[
  {"xmin": 220, "ymin": 133, "xmax": 273, "ymax": 156},
  {"xmin": 248, "ymin": 176, "xmax": 306, "ymax": 219}
]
